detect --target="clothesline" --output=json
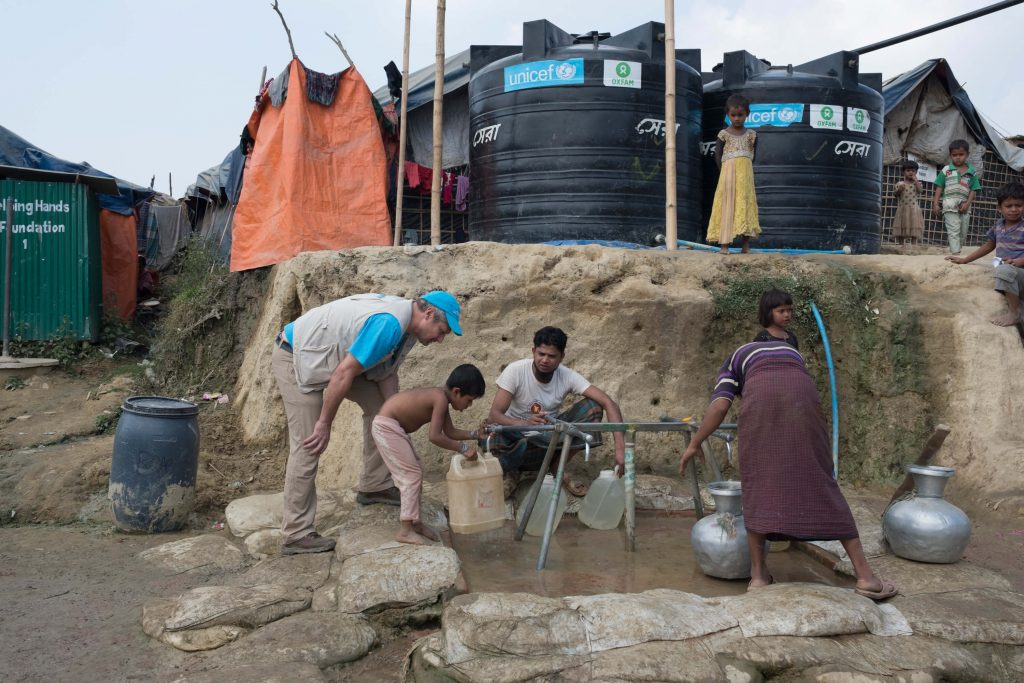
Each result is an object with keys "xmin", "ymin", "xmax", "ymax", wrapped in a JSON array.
[{"xmin": 403, "ymin": 161, "xmax": 469, "ymax": 211}]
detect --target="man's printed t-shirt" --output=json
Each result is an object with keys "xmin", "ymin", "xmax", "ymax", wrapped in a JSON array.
[{"xmin": 496, "ymin": 358, "xmax": 591, "ymax": 420}]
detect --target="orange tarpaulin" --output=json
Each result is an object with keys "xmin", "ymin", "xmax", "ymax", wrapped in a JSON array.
[
  {"xmin": 230, "ymin": 59, "xmax": 392, "ymax": 272},
  {"xmin": 99, "ymin": 209, "xmax": 137, "ymax": 319}
]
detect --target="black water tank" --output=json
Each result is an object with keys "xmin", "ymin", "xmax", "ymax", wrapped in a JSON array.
[
  {"xmin": 702, "ymin": 51, "xmax": 883, "ymax": 252},
  {"xmin": 109, "ymin": 396, "xmax": 200, "ymax": 532},
  {"xmin": 469, "ymin": 20, "xmax": 703, "ymax": 245}
]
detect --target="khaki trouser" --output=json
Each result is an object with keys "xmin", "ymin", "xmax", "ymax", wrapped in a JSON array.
[
  {"xmin": 943, "ymin": 210, "xmax": 971, "ymax": 254},
  {"xmin": 272, "ymin": 343, "xmax": 394, "ymax": 544}
]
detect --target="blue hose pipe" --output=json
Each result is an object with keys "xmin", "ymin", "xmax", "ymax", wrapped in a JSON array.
[
  {"xmin": 810, "ymin": 302, "xmax": 839, "ymax": 478},
  {"xmin": 673, "ymin": 238, "xmax": 850, "ymax": 255}
]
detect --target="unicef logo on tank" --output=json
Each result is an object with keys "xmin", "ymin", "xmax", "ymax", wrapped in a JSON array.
[
  {"xmin": 504, "ymin": 58, "xmax": 585, "ymax": 92},
  {"xmin": 725, "ymin": 103, "xmax": 805, "ymax": 129}
]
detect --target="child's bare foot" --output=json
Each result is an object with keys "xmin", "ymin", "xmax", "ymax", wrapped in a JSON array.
[
  {"xmin": 990, "ymin": 311, "xmax": 1021, "ymax": 326},
  {"xmin": 395, "ymin": 527, "xmax": 434, "ymax": 545},
  {"xmin": 718, "ymin": 247, "xmax": 731, "ymax": 255},
  {"xmin": 413, "ymin": 522, "xmax": 440, "ymax": 542},
  {"xmin": 741, "ymin": 245, "xmax": 751, "ymax": 254}
]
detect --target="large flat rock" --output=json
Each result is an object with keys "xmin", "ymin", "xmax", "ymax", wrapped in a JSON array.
[
  {"xmin": 868, "ymin": 554, "xmax": 1012, "ymax": 596},
  {"xmin": 169, "ymin": 662, "xmax": 326, "ymax": 683},
  {"xmin": 138, "ymin": 534, "xmax": 246, "ymax": 574},
  {"xmin": 336, "ymin": 545, "xmax": 459, "ymax": 614},
  {"xmin": 217, "ymin": 610, "xmax": 376, "ymax": 668},
  {"xmin": 718, "ymin": 583, "xmax": 910, "ymax": 638},
  {"xmin": 161, "ymin": 584, "xmax": 311, "ymax": 632},
  {"xmin": 225, "ymin": 552, "xmax": 332, "ymax": 591},
  {"xmin": 892, "ymin": 588, "xmax": 1024, "ymax": 644}
]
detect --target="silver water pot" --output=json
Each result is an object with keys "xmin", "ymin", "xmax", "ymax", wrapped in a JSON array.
[
  {"xmin": 882, "ymin": 464, "xmax": 971, "ymax": 564},
  {"xmin": 691, "ymin": 481, "xmax": 750, "ymax": 579}
]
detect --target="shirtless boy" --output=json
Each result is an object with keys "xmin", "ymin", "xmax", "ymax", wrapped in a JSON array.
[{"xmin": 371, "ymin": 364, "xmax": 486, "ymax": 544}]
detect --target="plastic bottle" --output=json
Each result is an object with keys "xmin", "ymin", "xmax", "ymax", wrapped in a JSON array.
[
  {"xmin": 446, "ymin": 452, "xmax": 505, "ymax": 534},
  {"xmin": 516, "ymin": 474, "xmax": 567, "ymax": 537},
  {"xmin": 578, "ymin": 470, "xmax": 625, "ymax": 530}
]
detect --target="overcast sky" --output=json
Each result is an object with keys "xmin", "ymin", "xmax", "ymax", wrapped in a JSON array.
[{"xmin": 2, "ymin": 0, "xmax": 1020, "ymax": 194}]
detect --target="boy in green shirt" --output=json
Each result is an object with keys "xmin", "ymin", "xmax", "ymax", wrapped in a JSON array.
[{"xmin": 932, "ymin": 139, "xmax": 982, "ymax": 254}]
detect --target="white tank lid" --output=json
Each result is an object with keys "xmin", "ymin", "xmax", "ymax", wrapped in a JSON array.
[
  {"xmin": 599, "ymin": 469, "xmax": 615, "ymax": 479},
  {"xmin": 543, "ymin": 474, "xmax": 555, "ymax": 483}
]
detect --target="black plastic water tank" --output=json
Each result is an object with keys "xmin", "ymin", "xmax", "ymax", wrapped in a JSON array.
[
  {"xmin": 109, "ymin": 396, "xmax": 199, "ymax": 532},
  {"xmin": 469, "ymin": 20, "xmax": 703, "ymax": 245},
  {"xmin": 702, "ymin": 51, "xmax": 884, "ymax": 252}
]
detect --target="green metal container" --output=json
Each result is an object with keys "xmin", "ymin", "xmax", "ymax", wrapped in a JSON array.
[{"xmin": 0, "ymin": 179, "xmax": 103, "ymax": 341}]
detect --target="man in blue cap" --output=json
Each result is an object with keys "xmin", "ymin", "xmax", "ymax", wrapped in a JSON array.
[{"xmin": 272, "ymin": 291, "xmax": 462, "ymax": 554}]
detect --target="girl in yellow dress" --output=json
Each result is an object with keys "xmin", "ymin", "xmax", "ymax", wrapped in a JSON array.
[{"xmin": 707, "ymin": 94, "xmax": 761, "ymax": 254}]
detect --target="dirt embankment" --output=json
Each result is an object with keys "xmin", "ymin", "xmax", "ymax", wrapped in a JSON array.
[
  {"xmin": 227, "ymin": 243, "xmax": 1019, "ymax": 506},
  {"xmin": 4, "ymin": 243, "xmax": 1021, "ymax": 525}
]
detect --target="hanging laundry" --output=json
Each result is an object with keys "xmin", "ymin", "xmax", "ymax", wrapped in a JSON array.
[
  {"xmin": 255, "ymin": 79, "xmax": 272, "ymax": 110},
  {"xmin": 304, "ymin": 66, "xmax": 341, "ymax": 106},
  {"xmin": 442, "ymin": 172, "xmax": 453, "ymax": 205},
  {"xmin": 268, "ymin": 65, "xmax": 290, "ymax": 107},
  {"xmin": 136, "ymin": 201, "xmax": 152, "ymax": 253},
  {"xmin": 455, "ymin": 175, "xmax": 470, "ymax": 212},
  {"xmin": 404, "ymin": 161, "xmax": 420, "ymax": 188},
  {"xmin": 418, "ymin": 166, "xmax": 433, "ymax": 195}
]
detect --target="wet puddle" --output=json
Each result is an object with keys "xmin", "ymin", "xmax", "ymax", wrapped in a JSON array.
[{"xmin": 450, "ymin": 511, "xmax": 853, "ymax": 597}]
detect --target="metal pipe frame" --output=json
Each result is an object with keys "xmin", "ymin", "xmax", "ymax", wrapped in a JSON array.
[{"xmin": 494, "ymin": 418, "xmax": 736, "ymax": 569}]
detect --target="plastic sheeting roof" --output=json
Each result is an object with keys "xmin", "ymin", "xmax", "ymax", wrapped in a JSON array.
[
  {"xmin": 185, "ymin": 146, "xmax": 245, "ymax": 204},
  {"xmin": 883, "ymin": 59, "xmax": 1024, "ymax": 171},
  {"xmin": 0, "ymin": 125, "xmax": 153, "ymax": 215}
]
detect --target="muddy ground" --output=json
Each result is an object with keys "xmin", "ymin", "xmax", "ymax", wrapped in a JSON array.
[
  {"xmin": 3, "ymin": 246, "xmax": 1024, "ymax": 681},
  {"xmin": 1, "ymin": 362, "xmax": 1023, "ymax": 682}
]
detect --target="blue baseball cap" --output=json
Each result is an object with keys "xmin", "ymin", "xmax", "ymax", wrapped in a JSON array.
[{"xmin": 421, "ymin": 290, "xmax": 462, "ymax": 336}]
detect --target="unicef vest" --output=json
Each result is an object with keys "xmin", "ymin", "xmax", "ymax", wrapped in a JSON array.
[{"xmin": 291, "ymin": 294, "xmax": 415, "ymax": 392}]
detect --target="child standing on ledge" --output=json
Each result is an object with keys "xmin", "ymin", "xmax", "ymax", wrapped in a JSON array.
[
  {"xmin": 932, "ymin": 139, "xmax": 981, "ymax": 254},
  {"xmin": 707, "ymin": 93, "xmax": 762, "ymax": 254},
  {"xmin": 892, "ymin": 160, "xmax": 925, "ymax": 246}
]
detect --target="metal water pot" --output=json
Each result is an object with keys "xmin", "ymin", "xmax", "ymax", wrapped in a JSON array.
[
  {"xmin": 882, "ymin": 465, "xmax": 971, "ymax": 564},
  {"xmin": 691, "ymin": 481, "xmax": 750, "ymax": 579}
]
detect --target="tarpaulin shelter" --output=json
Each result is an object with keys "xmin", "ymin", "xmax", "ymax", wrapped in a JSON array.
[
  {"xmin": 880, "ymin": 59, "xmax": 1023, "ymax": 245},
  {"xmin": 231, "ymin": 58, "xmax": 391, "ymax": 272},
  {"xmin": 0, "ymin": 125, "xmax": 153, "ymax": 318},
  {"xmin": 883, "ymin": 59, "xmax": 1023, "ymax": 171},
  {"xmin": 184, "ymin": 146, "xmax": 245, "ymax": 265}
]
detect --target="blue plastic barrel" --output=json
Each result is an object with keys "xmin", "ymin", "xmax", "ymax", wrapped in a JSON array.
[{"xmin": 109, "ymin": 396, "xmax": 200, "ymax": 532}]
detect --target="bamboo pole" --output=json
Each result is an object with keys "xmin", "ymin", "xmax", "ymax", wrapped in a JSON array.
[
  {"xmin": 394, "ymin": 0, "xmax": 412, "ymax": 246},
  {"xmin": 663, "ymin": 0, "xmax": 678, "ymax": 250},
  {"xmin": 430, "ymin": 0, "xmax": 446, "ymax": 246}
]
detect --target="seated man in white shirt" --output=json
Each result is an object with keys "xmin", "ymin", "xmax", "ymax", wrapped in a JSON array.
[{"xmin": 485, "ymin": 326, "xmax": 625, "ymax": 497}]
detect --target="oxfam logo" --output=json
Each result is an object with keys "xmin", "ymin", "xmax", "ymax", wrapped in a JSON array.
[
  {"xmin": 855, "ymin": 110, "xmax": 865, "ymax": 124},
  {"xmin": 821, "ymin": 106, "xmax": 834, "ymax": 121},
  {"xmin": 616, "ymin": 62, "xmax": 631, "ymax": 78},
  {"xmin": 556, "ymin": 62, "xmax": 577, "ymax": 79}
]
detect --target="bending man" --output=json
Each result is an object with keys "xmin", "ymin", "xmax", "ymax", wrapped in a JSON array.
[{"xmin": 272, "ymin": 291, "xmax": 462, "ymax": 554}]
